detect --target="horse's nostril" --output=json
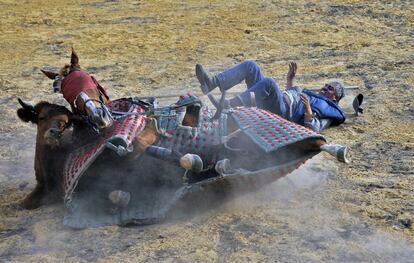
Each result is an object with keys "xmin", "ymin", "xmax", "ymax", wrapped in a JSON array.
[{"xmin": 49, "ymin": 128, "xmax": 61, "ymax": 137}]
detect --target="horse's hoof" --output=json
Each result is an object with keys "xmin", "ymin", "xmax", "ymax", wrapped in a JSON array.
[
  {"xmin": 19, "ymin": 199, "xmax": 42, "ymax": 210},
  {"xmin": 9, "ymin": 202, "xmax": 25, "ymax": 211},
  {"xmin": 108, "ymin": 190, "xmax": 130, "ymax": 208},
  {"xmin": 180, "ymin": 154, "xmax": 203, "ymax": 173},
  {"xmin": 320, "ymin": 144, "xmax": 350, "ymax": 163},
  {"xmin": 337, "ymin": 146, "xmax": 350, "ymax": 163}
]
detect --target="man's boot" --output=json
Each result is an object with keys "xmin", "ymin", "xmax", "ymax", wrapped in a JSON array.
[{"xmin": 196, "ymin": 64, "xmax": 220, "ymax": 94}]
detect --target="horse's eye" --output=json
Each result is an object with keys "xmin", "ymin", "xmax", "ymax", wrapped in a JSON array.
[
  {"xmin": 60, "ymin": 121, "xmax": 67, "ymax": 128},
  {"xmin": 38, "ymin": 116, "xmax": 46, "ymax": 121}
]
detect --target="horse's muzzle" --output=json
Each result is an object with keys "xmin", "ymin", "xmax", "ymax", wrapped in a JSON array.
[
  {"xmin": 44, "ymin": 127, "xmax": 70, "ymax": 147},
  {"xmin": 89, "ymin": 106, "xmax": 113, "ymax": 129}
]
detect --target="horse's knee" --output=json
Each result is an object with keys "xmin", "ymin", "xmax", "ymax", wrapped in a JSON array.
[{"xmin": 20, "ymin": 184, "xmax": 45, "ymax": 209}]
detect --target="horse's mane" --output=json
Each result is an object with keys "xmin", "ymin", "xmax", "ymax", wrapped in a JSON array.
[{"xmin": 60, "ymin": 64, "xmax": 81, "ymax": 77}]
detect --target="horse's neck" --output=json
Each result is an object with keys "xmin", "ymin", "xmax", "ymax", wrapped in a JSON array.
[
  {"xmin": 34, "ymin": 142, "xmax": 69, "ymax": 180},
  {"xmin": 72, "ymin": 123, "xmax": 100, "ymax": 146}
]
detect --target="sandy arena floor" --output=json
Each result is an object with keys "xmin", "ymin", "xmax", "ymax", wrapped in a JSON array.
[{"xmin": 0, "ymin": 0, "xmax": 413, "ymax": 262}]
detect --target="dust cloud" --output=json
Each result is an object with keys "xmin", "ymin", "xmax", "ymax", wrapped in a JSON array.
[
  {"xmin": 215, "ymin": 156, "xmax": 414, "ymax": 262},
  {"xmin": 1, "ymin": 0, "xmax": 413, "ymax": 261}
]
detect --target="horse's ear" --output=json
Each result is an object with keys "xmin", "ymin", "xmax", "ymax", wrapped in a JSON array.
[
  {"xmin": 71, "ymin": 47, "xmax": 80, "ymax": 67},
  {"xmin": 17, "ymin": 98, "xmax": 38, "ymax": 123},
  {"xmin": 17, "ymin": 108, "xmax": 37, "ymax": 123},
  {"xmin": 41, "ymin": 69, "xmax": 59, "ymax": 80}
]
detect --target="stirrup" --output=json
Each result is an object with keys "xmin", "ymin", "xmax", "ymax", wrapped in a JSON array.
[{"xmin": 105, "ymin": 136, "xmax": 132, "ymax": 156}]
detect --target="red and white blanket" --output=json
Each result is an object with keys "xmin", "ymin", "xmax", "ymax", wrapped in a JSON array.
[{"xmin": 63, "ymin": 98, "xmax": 146, "ymax": 201}]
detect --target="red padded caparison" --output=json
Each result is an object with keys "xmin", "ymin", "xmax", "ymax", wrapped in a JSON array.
[{"xmin": 61, "ymin": 71, "xmax": 109, "ymax": 107}]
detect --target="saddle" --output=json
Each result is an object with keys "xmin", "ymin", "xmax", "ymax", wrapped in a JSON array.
[{"xmin": 154, "ymin": 93, "xmax": 227, "ymax": 167}]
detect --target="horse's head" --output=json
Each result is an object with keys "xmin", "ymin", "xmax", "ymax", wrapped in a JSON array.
[
  {"xmin": 40, "ymin": 48, "xmax": 81, "ymax": 93},
  {"xmin": 17, "ymin": 98, "xmax": 73, "ymax": 148},
  {"xmin": 41, "ymin": 48, "xmax": 112, "ymax": 129}
]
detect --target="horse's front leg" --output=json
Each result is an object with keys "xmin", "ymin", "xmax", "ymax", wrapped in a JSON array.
[{"xmin": 19, "ymin": 169, "xmax": 46, "ymax": 209}]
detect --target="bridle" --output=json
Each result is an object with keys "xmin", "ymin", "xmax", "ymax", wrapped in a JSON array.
[{"xmin": 82, "ymin": 98, "xmax": 112, "ymax": 118}]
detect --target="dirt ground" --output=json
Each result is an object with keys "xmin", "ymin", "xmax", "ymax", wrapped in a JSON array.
[{"xmin": 0, "ymin": 0, "xmax": 413, "ymax": 262}]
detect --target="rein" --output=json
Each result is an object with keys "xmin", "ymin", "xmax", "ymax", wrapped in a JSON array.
[{"xmin": 110, "ymin": 110, "xmax": 148, "ymax": 120}]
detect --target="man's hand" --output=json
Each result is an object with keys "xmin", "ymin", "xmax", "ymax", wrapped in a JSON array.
[
  {"xmin": 300, "ymin": 93, "xmax": 313, "ymax": 122},
  {"xmin": 286, "ymin": 62, "xmax": 297, "ymax": 89}
]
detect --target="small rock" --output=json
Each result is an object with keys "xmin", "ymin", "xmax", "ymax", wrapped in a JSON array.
[
  {"xmin": 19, "ymin": 182, "xmax": 28, "ymax": 189},
  {"xmin": 398, "ymin": 219, "xmax": 412, "ymax": 229}
]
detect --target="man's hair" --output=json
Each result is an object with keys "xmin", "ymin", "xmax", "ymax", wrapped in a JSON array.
[{"xmin": 327, "ymin": 79, "xmax": 345, "ymax": 102}]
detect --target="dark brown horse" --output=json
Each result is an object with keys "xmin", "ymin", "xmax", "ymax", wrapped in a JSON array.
[
  {"xmin": 15, "ymin": 98, "xmax": 201, "ymax": 211},
  {"xmin": 16, "ymin": 99, "xmax": 73, "ymax": 209}
]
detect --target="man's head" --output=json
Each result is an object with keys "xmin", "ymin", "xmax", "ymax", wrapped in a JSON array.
[{"xmin": 319, "ymin": 79, "xmax": 345, "ymax": 103}]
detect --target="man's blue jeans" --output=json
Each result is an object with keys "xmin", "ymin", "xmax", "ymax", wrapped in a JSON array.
[{"xmin": 215, "ymin": 60, "xmax": 286, "ymax": 116}]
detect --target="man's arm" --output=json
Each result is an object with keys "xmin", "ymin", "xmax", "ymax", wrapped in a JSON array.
[
  {"xmin": 303, "ymin": 117, "xmax": 332, "ymax": 133},
  {"xmin": 286, "ymin": 62, "xmax": 297, "ymax": 89},
  {"xmin": 319, "ymin": 119, "xmax": 333, "ymax": 131},
  {"xmin": 300, "ymin": 93, "xmax": 313, "ymax": 122},
  {"xmin": 300, "ymin": 93, "xmax": 332, "ymax": 132}
]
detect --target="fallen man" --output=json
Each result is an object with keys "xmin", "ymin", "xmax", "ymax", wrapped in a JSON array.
[{"xmin": 196, "ymin": 60, "xmax": 347, "ymax": 132}]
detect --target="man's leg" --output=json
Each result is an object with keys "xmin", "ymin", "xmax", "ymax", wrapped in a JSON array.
[
  {"xmin": 234, "ymin": 77, "xmax": 287, "ymax": 116},
  {"xmin": 196, "ymin": 60, "xmax": 265, "ymax": 94}
]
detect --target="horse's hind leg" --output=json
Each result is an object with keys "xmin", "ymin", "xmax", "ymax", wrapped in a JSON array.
[
  {"xmin": 320, "ymin": 143, "xmax": 350, "ymax": 163},
  {"xmin": 294, "ymin": 138, "xmax": 350, "ymax": 163}
]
